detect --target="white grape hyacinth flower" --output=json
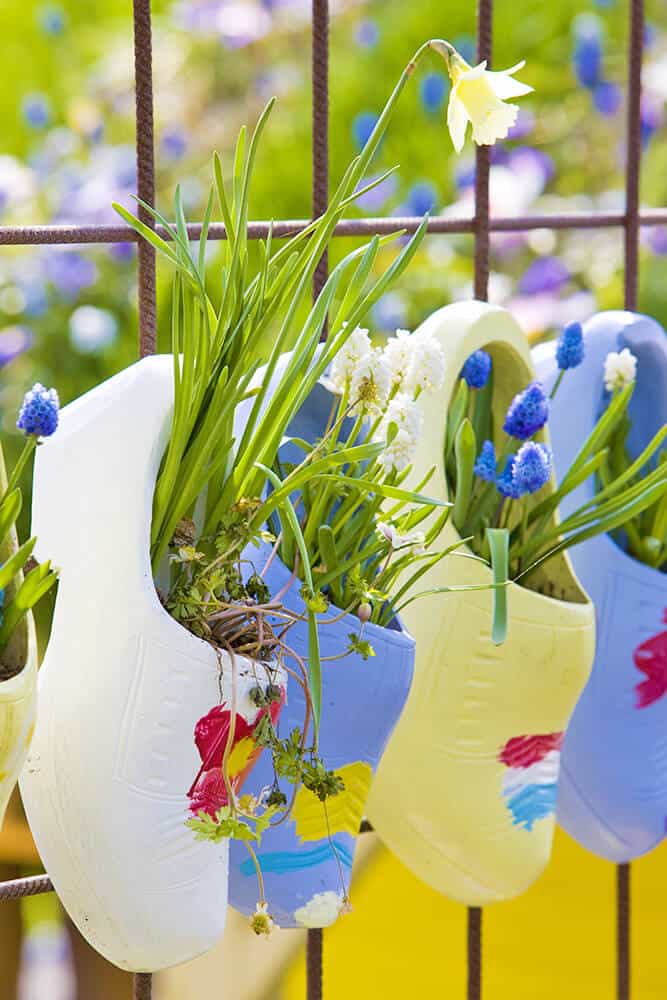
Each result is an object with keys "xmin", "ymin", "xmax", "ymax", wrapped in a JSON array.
[
  {"xmin": 405, "ymin": 329, "xmax": 446, "ymax": 396},
  {"xmin": 439, "ymin": 46, "xmax": 533, "ymax": 154},
  {"xmin": 349, "ymin": 347, "xmax": 392, "ymax": 415},
  {"xmin": 383, "ymin": 328, "xmax": 414, "ymax": 390},
  {"xmin": 376, "ymin": 392, "xmax": 422, "ymax": 474},
  {"xmin": 603, "ymin": 347, "xmax": 637, "ymax": 392},
  {"xmin": 377, "ymin": 521, "xmax": 426, "ymax": 554},
  {"xmin": 320, "ymin": 324, "xmax": 371, "ymax": 395}
]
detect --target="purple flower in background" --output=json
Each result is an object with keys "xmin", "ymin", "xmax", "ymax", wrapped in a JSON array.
[
  {"xmin": 461, "ymin": 349, "xmax": 492, "ymax": 389},
  {"xmin": 355, "ymin": 19, "xmax": 379, "ymax": 48},
  {"xmin": 0, "ymin": 326, "xmax": 33, "ymax": 367},
  {"xmin": 513, "ymin": 442, "xmax": 552, "ymax": 495},
  {"xmin": 556, "ymin": 322, "xmax": 585, "ymax": 371},
  {"xmin": 20, "ymin": 281, "xmax": 48, "ymax": 318},
  {"xmin": 17, "ymin": 383, "xmax": 59, "ymax": 438},
  {"xmin": 496, "ymin": 456, "xmax": 521, "ymax": 499},
  {"xmin": 372, "ymin": 292, "xmax": 407, "ymax": 332},
  {"xmin": 352, "ymin": 112, "xmax": 379, "ymax": 152},
  {"xmin": 503, "ymin": 382, "xmax": 549, "ymax": 440},
  {"xmin": 573, "ymin": 15, "xmax": 603, "ymax": 91},
  {"xmin": 22, "ymin": 93, "xmax": 51, "ymax": 129},
  {"xmin": 407, "ymin": 181, "xmax": 437, "ymax": 217},
  {"xmin": 474, "ymin": 440, "xmax": 497, "ymax": 483},
  {"xmin": 44, "ymin": 251, "xmax": 98, "ymax": 301},
  {"xmin": 455, "ymin": 161, "xmax": 476, "ymax": 190},
  {"xmin": 593, "ymin": 81, "xmax": 622, "ymax": 117},
  {"xmin": 507, "ymin": 110, "xmax": 535, "ymax": 141},
  {"xmin": 109, "ymin": 242, "xmax": 135, "ymax": 262},
  {"xmin": 38, "ymin": 4, "xmax": 66, "ymax": 35},
  {"xmin": 419, "ymin": 72, "xmax": 448, "ymax": 114},
  {"xmin": 649, "ymin": 227, "xmax": 667, "ymax": 255},
  {"xmin": 518, "ymin": 257, "xmax": 570, "ymax": 296},
  {"xmin": 161, "ymin": 128, "xmax": 188, "ymax": 161},
  {"xmin": 641, "ymin": 95, "xmax": 663, "ymax": 148},
  {"xmin": 509, "ymin": 147, "xmax": 555, "ymax": 188},
  {"xmin": 354, "ymin": 172, "xmax": 398, "ymax": 212},
  {"xmin": 644, "ymin": 23, "xmax": 655, "ymax": 47}
]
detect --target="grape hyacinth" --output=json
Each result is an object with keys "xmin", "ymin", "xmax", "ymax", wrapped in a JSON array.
[
  {"xmin": 496, "ymin": 456, "xmax": 521, "ymax": 499},
  {"xmin": 556, "ymin": 321, "xmax": 585, "ymax": 371},
  {"xmin": 603, "ymin": 348, "xmax": 637, "ymax": 392},
  {"xmin": 513, "ymin": 442, "xmax": 552, "ymax": 495},
  {"xmin": 461, "ymin": 349, "xmax": 492, "ymax": 389},
  {"xmin": 503, "ymin": 381, "xmax": 549, "ymax": 440},
  {"xmin": 474, "ymin": 440, "xmax": 497, "ymax": 483},
  {"xmin": 17, "ymin": 383, "xmax": 59, "ymax": 438}
]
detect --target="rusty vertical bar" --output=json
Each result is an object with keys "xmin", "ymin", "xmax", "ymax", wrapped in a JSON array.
[
  {"xmin": 467, "ymin": 2, "xmax": 492, "ymax": 996},
  {"xmin": 307, "ymin": 927, "xmax": 324, "ymax": 1000},
  {"xmin": 133, "ymin": 0, "xmax": 157, "ymax": 357},
  {"xmin": 307, "ymin": 0, "xmax": 329, "ymax": 995},
  {"xmin": 624, "ymin": 0, "xmax": 643, "ymax": 311},
  {"xmin": 134, "ymin": 972, "xmax": 153, "ymax": 999},
  {"xmin": 473, "ymin": 0, "xmax": 493, "ymax": 303},
  {"xmin": 617, "ymin": 5, "xmax": 642, "ymax": 995},
  {"xmin": 312, "ymin": 0, "xmax": 329, "ymax": 304}
]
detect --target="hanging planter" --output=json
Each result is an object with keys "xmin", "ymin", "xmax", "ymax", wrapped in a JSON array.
[
  {"xmin": 366, "ymin": 301, "xmax": 596, "ymax": 905},
  {"xmin": 19, "ymin": 357, "xmax": 286, "ymax": 971},
  {"xmin": 533, "ymin": 310, "xmax": 667, "ymax": 862},
  {"xmin": 227, "ymin": 384, "xmax": 415, "ymax": 929}
]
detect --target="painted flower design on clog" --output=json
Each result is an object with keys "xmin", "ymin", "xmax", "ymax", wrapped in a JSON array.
[
  {"xmin": 499, "ymin": 733, "xmax": 563, "ymax": 832},
  {"xmin": 188, "ymin": 694, "xmax": 284, "ymax": 817},
  {"xmin": 634, "ymin": 609, "xmax": 667, "ymax": 710}
]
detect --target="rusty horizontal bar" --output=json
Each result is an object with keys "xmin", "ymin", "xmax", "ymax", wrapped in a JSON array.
[
  {"xmin": 0, "ymin": 874, "xmax": 53, "ymax": 900},
  {"xmin": 1, "ymin": 210, "xmax": 667, "ymax": 247}
]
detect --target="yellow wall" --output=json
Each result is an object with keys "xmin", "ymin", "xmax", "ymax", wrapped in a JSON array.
[{"xmin": 282, "ymin": 829, "xmax": 666, "ymax": 999}]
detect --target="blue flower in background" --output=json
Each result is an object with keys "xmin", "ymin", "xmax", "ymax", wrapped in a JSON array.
[
  {"xmin": 354, "ymin": 19, "xmax": 379, "ymax": 48},
  {"xmin": 452, "ymin": 34, "xmax": 476, "ymax": 65},
  {"xmin": 503, "ymin": 382, "xmax": 549, "ymax": 440},
  {"xmin": 518, "ymin": 257, "xmax": 570, "ymax": 296},
  {"xmin": 573, "ymin": 15, "xmax": 603, "ymax": 91},
  {"xmin": 17, "ymin": 383, "xmax": 59, "ymax": 438},
  {"xmin": 461, "ymin": 349, "xmax": 492, "ymax": 389},
  {"xmin": 593, "ymin": 81, "xmax": 622, "ymax": 117},
  {"xmin": 474, "ymin": 440, "xmax": 497, "ymax": 483},
  {"xmin": 406, "ymin": 181, "xmax": 437, "ymax": 217},
  {"xmin": 161, "ymin": 128, "xmax": 188, "ymax": 161},
  {"xmin": 38, "ymin": 4, "xmax": 66, "ymax": 35},
  {"xmin": 513, "ymin": 442, "xmax": 552, "ymax": 495},
  {"xmin": 507, "ymin": 110, "xmax": 535, "ymax": 141},
  {"xmin": 649, "ymin": 227, "xmax": 667, "ymax": 255},
  {"xmin": 556, "ymin": 322, "xmax": 585, "ymax": 371},
  {"xmin": 419, "ymin": 72, "xmax": 448, "ymax": 114},
  {"xmin": 22, "ymin": 93, "xmax": 51, "ymax": 130},
  {"xmin": 497, "ymin": 456, "xmax": 521, "ymax": 499},
  {"xmin": 372, "ymin": 292, "xmax": 407, "ymax": 332},
  {"xmin": 44, "ymin": 251, "xmax": 98, "ymax": 301},
  {"xmin": 69, "ymin": 306, "xmax": 118, "ymax": 354},
  {"xmin": 641, "ymin": 96, "xmax": 663, "ymax": 148},
  {"xmin": 455, "ymin": 161, "xmax": 476, "ymax": 190},
  {"xmin": 352, "ymin": 112, "xmax": 379, "ymax": 152},
  {"xmin": 109, "ymin": 242, "xmax": 135, "ymax": 263}
]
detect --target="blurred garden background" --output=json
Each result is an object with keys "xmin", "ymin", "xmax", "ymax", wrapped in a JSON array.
[{"xmin": 1, "ymin": 0, "xmax": 667, "ymax": 997}]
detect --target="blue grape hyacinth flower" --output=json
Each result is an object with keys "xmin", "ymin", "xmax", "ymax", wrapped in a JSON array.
[
  {"xmin": 513, "ymin": 442, "xmax": 552, "ymax": 495},
  {"xmin": 461, "ymin": 349, "xmax": 492, "ymax": 389},
  {"xmin": 474, "ymin": 440, "xmax": 497, "ymax": 483},
  {"xmin": 503, "ymin": 382, "xmax": 549, "ymax": 440},
  {"xmin": 17, "ymin": 383, "xmax": 59, "ymax": 438},
  {"xmin": 496, "ymin": 456, "xmax": 521, "ymax": 500},
  {"xmin": 556, "ymin": 322, "xmax": 585, "ymax": 371}
]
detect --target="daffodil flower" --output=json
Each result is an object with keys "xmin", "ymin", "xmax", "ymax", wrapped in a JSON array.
[{"xmin": 429, "ymin": 42, "xmax": 533, "ymax": 153}]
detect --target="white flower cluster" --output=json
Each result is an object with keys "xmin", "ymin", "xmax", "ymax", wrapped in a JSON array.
[
  {"xmin": 603, "ymin": 348, "xmax": 637, "ymax": 392},
  {"xmin": 320, "ymin": 324, "xmax": 446, "ymax": 474}
]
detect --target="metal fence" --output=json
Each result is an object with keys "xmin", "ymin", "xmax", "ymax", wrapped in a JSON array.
[{"xmin": 0, "ymin": 0, "xmax": 650, "ymax": 997}]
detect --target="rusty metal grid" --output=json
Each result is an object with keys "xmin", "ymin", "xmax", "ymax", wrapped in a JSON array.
[{"xmin": 0, "ymin": 0, "xmax": 648, "ymax": 998}]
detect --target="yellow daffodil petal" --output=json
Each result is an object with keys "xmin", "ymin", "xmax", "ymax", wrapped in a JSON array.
[
  {"xmin": 460, "ymin": 60, "xmax": 488, "ymax": 82},
  {"xmin": 447, "ymin": 83, "xmax": 469, "ymax": 154},
  {"xmin": 487, "ymin": 72, "xmax": 534, "ymax": 100},
  {"xmin": 471, "ymin": 100, "xmax": 519, "ymax": 146}
]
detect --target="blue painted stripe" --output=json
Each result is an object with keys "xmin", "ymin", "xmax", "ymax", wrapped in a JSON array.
[
  {"xmin": 503, "ymin": 782, "xmax": 558, "ymax": 832},
  {"xmin": 238, "ymin": 837, "xmax": 354, "ymax": 877}
]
